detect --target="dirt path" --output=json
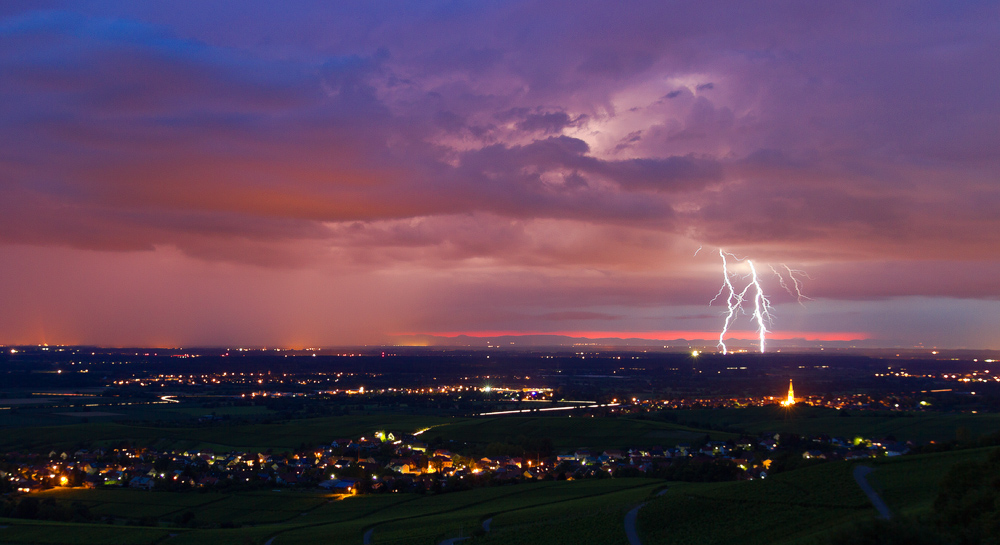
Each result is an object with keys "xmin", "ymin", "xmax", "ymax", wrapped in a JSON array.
[
  {"xmin": 853, "ymin": 465, "xmax": 892, "ymax": 520},
  {"xmin": 624, "ymin": 488, "xmax": 668, "ymax": 545}
]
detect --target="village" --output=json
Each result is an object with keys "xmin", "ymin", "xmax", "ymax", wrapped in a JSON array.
[{"xmin": 1, "ymin": 424, "xmax": 913, "ymax": 498}]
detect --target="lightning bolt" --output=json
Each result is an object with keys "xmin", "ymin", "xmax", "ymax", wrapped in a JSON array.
[
  {"xmin": 746, "ymin": 260, "xmax": 772, "ymax": 353},
  {"xmin": 709, "ymin": 249, "xmax": 794, "ymax": 354},
  {"xmin": 771, "ymin": 264, "xmax": 812, "ymax": 305},
  {"xmin": 710, "ymin": 249, "xmax": 743, "ymax": 355}
]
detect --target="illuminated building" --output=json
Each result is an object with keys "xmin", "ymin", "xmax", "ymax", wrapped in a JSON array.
[{"xmin": 781, "ymin": 379, "xmax": 795, "ymax": 406}]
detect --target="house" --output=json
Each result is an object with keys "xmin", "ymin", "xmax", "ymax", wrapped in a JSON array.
[
  {"xmin": 129, "ymin": 476, "xmax": 155, "ymax": 490},
  {"xmin": 197, "ymin": 476, "xmax": 220, "ymax": 487},
  {"xmin": 319, "ymin": 479, "xmax": 357, "ymax": 493}
]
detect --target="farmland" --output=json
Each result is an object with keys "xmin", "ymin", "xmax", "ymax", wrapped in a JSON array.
[
  {"xmin": 421, "ymin": 416, "xmax": 737, "ymax": 451},
  {"xmin": 0, "ymin": 478, "xmax": 666, "ymax": 545},
  {"xmin": 0, "ymin": 414, "xmax": 454, "ymax": 453},
  {"xmin": 634, "ymin": 446, "xmax": 1000, "ymax": 545},
  {"xmin": 3, "ymin": 449, "xmax": 996, "ymax": 545},
  {"xmin": 667, "ymin": 405, "xmax": 1000, "ymax": 443},
  {"xmin": 0, "ymin": 409, "xmax": 738, "ymax": 454},
  {"xmin": 3, "ymin": 348, "xmax": 1000, "ymax": 545}
]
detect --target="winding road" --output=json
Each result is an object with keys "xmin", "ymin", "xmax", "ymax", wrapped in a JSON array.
[
  {"xmin": 623, "ymin": 488, "xmax": 668, "ymax": 545},
  {"xmin": 853, "ymin": 465, "xmax": 892, "ymax": 520}
]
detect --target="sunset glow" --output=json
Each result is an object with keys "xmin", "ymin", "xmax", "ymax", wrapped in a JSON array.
[{"xmin": 0, "ymin": 2, "xmax": 997, "ymax": 348}]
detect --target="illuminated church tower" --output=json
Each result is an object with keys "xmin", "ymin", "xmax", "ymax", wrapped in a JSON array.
[{"xmin": 781, "ymin": 379, "xmax": 795, "ymax": 406}]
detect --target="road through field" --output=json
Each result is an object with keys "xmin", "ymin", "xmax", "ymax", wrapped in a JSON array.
[
  {"xmin": 853, "ymin": 465, "xmax": 891, "ymax": 520},
  {"xmin": 624, "ymin": 488, "xmax": 668, "ymax": 545}
]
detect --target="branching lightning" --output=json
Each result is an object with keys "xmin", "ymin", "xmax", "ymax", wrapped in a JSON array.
[
  {"xmin": 710, "ymin": 249, "xmax": 803, "ymax": 354},
  {"xmin": 746, "ymin": 260, "xmax": 772, "ymax": 353},
  {"xmin": 771, "ymin": 264, "xmax": 812, "ymax": 305},
  {"xmin": 710, "ymin": 249, "xmax": 743, "ymax": 355}
]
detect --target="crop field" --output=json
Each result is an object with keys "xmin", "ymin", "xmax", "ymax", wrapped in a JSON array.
[
  {"xmin": 0, "ymin": 478, "xmax": 665, "ymax": 545},
  {"xmin": 868, "ymin": 446, "xmax": 998, "ymax": 516},
  {"xmin": 635, "ymin": 447, "xmax": 1000, "ymax": 545},
  {"xmin": 673, "ymin": 406, "xmax": 1000, "ymax": 442},
  {"xmin": 0, "ymin": 414, "xmax": 456, "ymax": 452},
  {"xmin": 473, "ymin": 479, "xmax": 670, "ymax": 545},
  {"xmin": 0, "ymin": 519, "xmax": 174, "ymax": 545},
  {"xmin": 32, "ymin": 488, "xmax": 333, "ymax": 524},
  {"xmin": 428, "ymin": 416, "xmax": 735, "ymax": 450},
  {"xmin": 4, "ymin": 450, "xmax": 993, "ymax": 545},
  {"xmin": 636, "ymin": 459, "xmax": 876, "ymax": 545},
  {"xmin": 0, "ymin": 411, "xmax": 733, "ymax": 455}
]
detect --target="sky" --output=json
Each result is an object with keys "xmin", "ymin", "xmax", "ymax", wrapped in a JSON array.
[{"xmin": 0, "ymin": 1, "xmax": 998, "ymax": 349}]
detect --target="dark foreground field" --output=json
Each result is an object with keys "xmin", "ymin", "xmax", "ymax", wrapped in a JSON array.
[
  {"xmin": 4, "ymin": 395, "xmax": 1000, "ymax": 545},
  {"xmin": 1, "ymin": 448, "xmax": 994, "ymax": 545}
]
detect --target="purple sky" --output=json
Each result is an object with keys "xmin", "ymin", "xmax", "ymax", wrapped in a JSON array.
[{"xmin": 0, "ymin": 1, "xmax": 998, "ymax": 349}]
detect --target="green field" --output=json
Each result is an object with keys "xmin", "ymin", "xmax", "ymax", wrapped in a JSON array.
[
  {"xmin": 637, "ymin": 458, "xmax": 871, "ymax": 545},
  {"xmin": 635, "ymin": 446, "xmax": 1000, "ymax": 545},
  {"xmin": 0, "ymin": 414, "xmax": 454, "ymax": 452},
  {"xmin": 428, "ymin": 416, "xmax": 737, "ymax": 451},
  {"xmin": 867, "ymin": 446, "xmax": 996, "ymax": 517},
  {"xmin": 0, "ymin": 478, "xmax": 667, "ymax": 545},
  {"xmin": 671, "ymin": 406, "xmax": 1000, "ymax": 443},
  {"xmin": 4, "ymin": 405, "xmax": 999, "ymax": 545},
  {"xmin": 7, "ymin": 400, "xmax": 998, "ymax": 455},
  {"xmin": 0, "ymin": 411, "xmax": 737, "ymax": 454},
  {"xmin": 4, "ymin": 449, "xmax": 996, "ymax": 544}
]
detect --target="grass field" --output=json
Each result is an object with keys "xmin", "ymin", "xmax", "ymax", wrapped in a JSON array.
[
  {"xmin": 636, "ymin": 459, "xmax": 871, "ymax": 545},
  {"xmin": 0, "ymin": 410, "xmax": 736, "ymax": 455},
  {"xmin": 428, "ymin": 416, "xmax": 737, "ymax": 451},
  {"xmin": 472, "ymin": 479, "xmax": 669, "ymax": 545},
  {"xmin": 8, "ymin": 401, "xmax": 996, "ymax": 455},
  {"xmin": 635, "ymin": 446, "xmax": 1000, "ymax": 545},
  {"xmin": 867, "ymin": 446, "xmax": 997, "ymax": 517},
  {"xmin": 0, "ymin": 479, "xmax": 667, "ymax": 545},
  {"xmin": 5, "ymin": 449, "xmax": 996, "ymax": 545},
  {"xmin": 672, "ymin": 405, "xmax": 1000, "ymax": 443},
  {"xmin": 0, "ymin": 414, "xmax": 456, "ymax": 452},
  {"xmin": 4, "ymin": 405, "xmax": 999, "ymax": 545}
]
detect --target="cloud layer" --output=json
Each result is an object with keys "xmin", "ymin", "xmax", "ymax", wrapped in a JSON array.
[{"xmin": 0, "ymin": 1, "xmax": 998, "ymax": 347}]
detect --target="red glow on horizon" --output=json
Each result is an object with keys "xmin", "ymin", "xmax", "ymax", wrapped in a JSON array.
[{"xmin": 401, "ymin": 330, "xmax": 871, "ymax": 342}]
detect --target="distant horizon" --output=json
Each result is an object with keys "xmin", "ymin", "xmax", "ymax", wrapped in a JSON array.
[{"xmin": 5, "ymin": 334, "xmax": 999, "ymax": 354}]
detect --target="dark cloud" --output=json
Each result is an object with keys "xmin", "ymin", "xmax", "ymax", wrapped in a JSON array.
[
  {"xmin": 0, "ymin": 2, "xmax": 998, "ymax": 346},
  {"xmin": 516, "ymin": 111, "xmax": 581, "ymax": 134}
]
